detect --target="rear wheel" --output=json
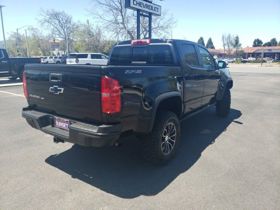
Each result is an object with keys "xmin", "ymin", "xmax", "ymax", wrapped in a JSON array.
[
  {"xmin": 216, "ymin": 89, "xmax": 231, "ymax": 117},
  {"xmin": 142, "ymin": 111, "xmax": 181, "ymax": 164}
]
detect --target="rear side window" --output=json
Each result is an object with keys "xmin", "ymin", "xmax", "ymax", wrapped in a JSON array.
[
  {"xmin": 91, "ymin": 54, "xmax": 102, "ymax": 59},
  {"xmin": 69, "ymin": 54, "xmax": 77, "ymax": 58},
  {"xmin": 69, "ymin": 54, "xmax": 88, "ymax": 59},
  {"xmin": 110, "ymin": 45, "xmax": 174, "ymax": 65},
  {"xmin": 77, "ymin": 54, "xmax": 88, "ymax": 59},
  {"xmin": 178, "ymin": 44, "xmax": 199, "ymax": 66}
]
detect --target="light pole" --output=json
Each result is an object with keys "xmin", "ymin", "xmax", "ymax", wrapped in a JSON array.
[{"xmin": 0, "ymin": 5, "xmax": 7, "ymax": 49}]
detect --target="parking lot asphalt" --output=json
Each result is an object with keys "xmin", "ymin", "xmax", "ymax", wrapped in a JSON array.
[{"xmin": 0, "ymin": 66, "xmax": 280, "ymax": 210}]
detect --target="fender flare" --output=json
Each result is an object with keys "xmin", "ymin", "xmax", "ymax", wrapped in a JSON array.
[
  {"xmin": 148, "ymin": 91, "xmax": 183, "ymax": 132},
  {"xmin": 216, "ymin": 79, "xmax": 233, "ymax": 101}
]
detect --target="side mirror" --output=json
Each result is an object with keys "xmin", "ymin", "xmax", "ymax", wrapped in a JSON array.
[{"xmin": 218, "ymin": 60, "xmax": 228, "ymax": 69}]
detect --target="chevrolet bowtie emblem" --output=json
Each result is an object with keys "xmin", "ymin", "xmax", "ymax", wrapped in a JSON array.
[{"xmin": 49, "ymin": 85, "xmax": 64, "ymax": 95}]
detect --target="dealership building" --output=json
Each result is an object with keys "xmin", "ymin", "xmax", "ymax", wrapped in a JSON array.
[
  {"xmin": 209, "ymin": 46, "xmax": 280, "ymax": 60},
  {"xmin": 242, "ymin": 46, "xmax": 280, "ymax": 60}
]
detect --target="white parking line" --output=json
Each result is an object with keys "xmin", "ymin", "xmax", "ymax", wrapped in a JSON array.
[
  {"xmin": 0, "ymin": 90, "xmax": 24, "ymax": 97},
  {"xmin": 0, "ymin": 83, "xmax": 23, "ymax": 87}
]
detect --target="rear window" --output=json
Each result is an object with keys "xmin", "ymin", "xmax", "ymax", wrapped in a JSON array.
[
  {"xmin": 109, "ymin": 45, "xmax": 174, "ymax": 65},
  {"xmin": 69, "ymin": 54, "xmax": 88, "ymax": 59}
]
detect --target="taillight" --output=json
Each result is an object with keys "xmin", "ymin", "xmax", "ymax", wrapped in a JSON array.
[
  {"xmin": 101, "ymin": 76, "xmax": 121, "ymax": 114},
  {"xmin": 22, "ymin": 71, "xmax": 28, "ymax": 98}
]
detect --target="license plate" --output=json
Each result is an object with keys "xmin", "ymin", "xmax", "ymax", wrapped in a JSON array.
[{"xmin": 54, "ymin": 117, "xmax": 70, "ymax": 131}]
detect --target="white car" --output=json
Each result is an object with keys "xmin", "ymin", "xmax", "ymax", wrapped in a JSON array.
[
  {"xmin": 247, "ymin": 57, "xmax": 256, "ymax": 61},
  {"xmin": 66, "ymin": 53, "xmax": 109, "ymax": 65},
  {"xmin": 41, "ymin": 56, "xmax": 63, "ymax": 64},
  {"xmin": 41, "ymin": 56, "xmax": 53, "ymax": 64}
]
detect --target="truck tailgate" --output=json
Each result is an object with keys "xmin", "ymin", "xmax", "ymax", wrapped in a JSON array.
[{"xmin": 25, "ymin": 64, "xmax": 103, "ymax": 123}]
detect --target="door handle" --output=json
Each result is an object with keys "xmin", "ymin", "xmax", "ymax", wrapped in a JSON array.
[
  {"xmin": 49, "ymin": 73, "xmax": 62, "ymax": 82},
  {"xmin": 1, "ymin": 61, "xmax": 8, "ymax": 64}
]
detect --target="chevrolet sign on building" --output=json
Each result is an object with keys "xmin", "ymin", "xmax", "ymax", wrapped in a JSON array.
[{"xmin": 126, "ymin": 0, "xmax": 162, "ymax": 16}]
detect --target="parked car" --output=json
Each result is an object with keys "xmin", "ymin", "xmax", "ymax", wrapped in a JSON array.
[
  {"xmin": 66, "ymin": 53, "xmax": 108, "ymax": 65},
  {"xmin": 247, "ymin": 57, "xmax": 256, "ymax": 61},
  {"xmin": 22, "ymin": 39, "xmax": 233, "ymax": 164},
  {"xmin": 59, "ymin": 56, "xmax": 67, "ymax": 64},
  {"xmin": 41, "ymin": 56, "xmax": 64, "ymax": 64},
  {"xmin": 40, "ymin": 57, "xmax": 47, "ymax": 63},
  {"xmin": 0, "ymin": 48, "xmax": 40, "ymax": 80},
  {"xmin": 41, "ymin": 56, "xmax": 53, "ymax": 64},
  {"xmin": 263, "ymin": 57, "xmax": 273, "ymax": 63},
  {"xmin": 53, "ymin": 56, "xmax": 65, "ymax": 64}
]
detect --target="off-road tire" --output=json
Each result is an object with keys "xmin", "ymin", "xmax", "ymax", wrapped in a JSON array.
[
  {"xmin": 216, "ymin": 89, "xmax": 231, "ymax": 117},
  {"xmin": 142, "ymin": 111, "xmax": 181, "ymax": 164}
]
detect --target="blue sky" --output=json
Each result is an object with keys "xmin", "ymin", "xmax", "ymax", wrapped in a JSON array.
[{"xmin": 0, "ymin": 0, "xmax": 279, "ymax": 48}]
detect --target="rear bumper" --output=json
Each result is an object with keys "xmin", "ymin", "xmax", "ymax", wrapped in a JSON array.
[{"xmin": 22, "ymin": 108, "xmax": 122, "ymax": 147}]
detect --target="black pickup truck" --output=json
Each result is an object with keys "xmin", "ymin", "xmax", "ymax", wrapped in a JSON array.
[
  {"xmin": 0, "ymin": 48, "xmax": 40, "ymax": 80},
  {"xmin": 22, "ymin": 39, "xmax": 233, "ymax": 163}
]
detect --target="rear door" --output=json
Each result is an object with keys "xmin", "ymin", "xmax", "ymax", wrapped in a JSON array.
[
  {"xmin": 67, "ymin": 54, "xmax": 77, "ymax": 64},
  {"xmin": 197, "ymin": 46, "xmax": 220, "ymax": 105},
  {"xmin": 77, "ymin": 54, "xmax": 89, "ymax": 65},
  {"xmin": 177, "ymin": 43, "xmax": 204, "ymax": 113}
]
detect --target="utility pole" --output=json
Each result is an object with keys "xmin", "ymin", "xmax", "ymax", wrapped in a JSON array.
[
  {"xmin": 24, "ymin": 29, "xmax": 30, "ymax": 57},
  {"xmin": 16, "ymin": 28, "xmax": 19, "ymax": 55},
  {"xmin": 16, "ymin": 26, "xmax": 29, "ymax": 56},
  {"xmin": 0, "ymin": 5, "xmax": 7, "ymax": 49}
]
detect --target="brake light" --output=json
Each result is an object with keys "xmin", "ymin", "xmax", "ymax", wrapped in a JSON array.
[
  {"xmin": 131, "ymin": 39, "xmax": 151, "ymax": 46},
  {"xmin": 101, "ymin": 76, "xmax": 121, "ymax": 114},
  {"xmin": 22, "ymin": 71, "xmax": 28, "ymax": 98}
]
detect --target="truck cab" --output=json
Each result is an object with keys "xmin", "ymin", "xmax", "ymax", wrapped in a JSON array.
[
  {"xmin": 0, "ymin": 48, "xmax": 40, "ymax": 79},
  {"xmin": 0, "ymin": 49, "xmax": 11, "ymax": 77}
]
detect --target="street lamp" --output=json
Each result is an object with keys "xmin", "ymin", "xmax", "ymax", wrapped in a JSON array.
[{"xmin": 0, "ymin": 5, "xmax": 6, "ymax": 49}]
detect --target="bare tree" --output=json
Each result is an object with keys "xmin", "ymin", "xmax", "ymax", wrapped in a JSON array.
[
  {"xmin": 225, "ymin": 34, "xmax": 234, "ymax": 56},
  {"xmin": 39, "ymin": 10, "xmax": 76, "ymax": 54},
  {"xmin": 221, "ymin": 34, "xmax": 235, "ymax": 56},
  {"xmin": 73, "ymin": 20, "xmax": 106, "ymax": 52},
  {"xmin": 6, "ymin": 32, "xmax": 26, "ymax": 56},
  {"xmin": 90, "ymin": 0, "xmax": 176, "ymax": 40},
  {"xmin": 26, "ymin": 27, "xmax": 52, "ymax": 56},
  {"xmin": 139, "ymin": 10, "xmax": 175, "ymax": 39},
  {"xmin": 6, "ymin": 27, "xmax": 52, "ymax": 56}
]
